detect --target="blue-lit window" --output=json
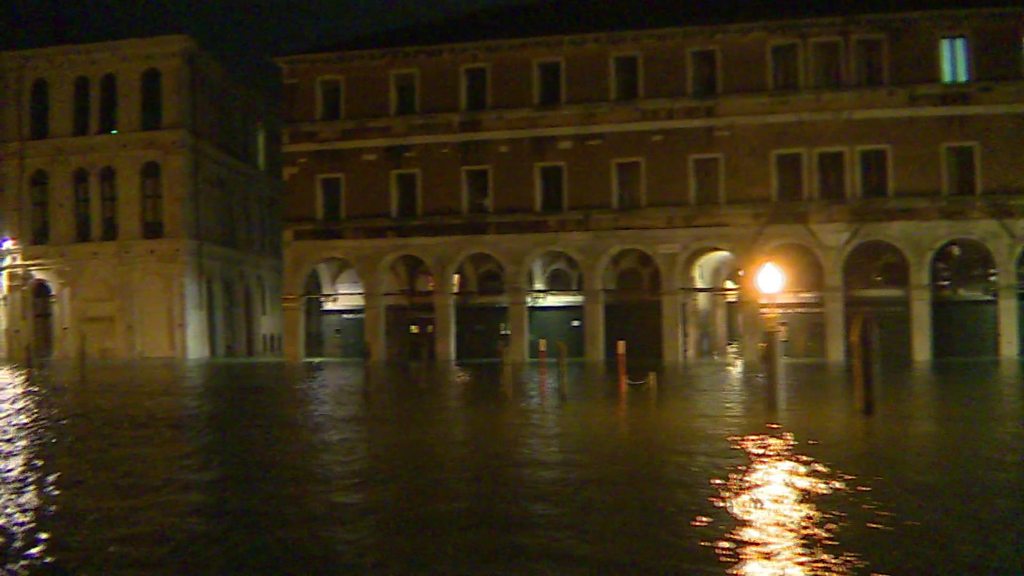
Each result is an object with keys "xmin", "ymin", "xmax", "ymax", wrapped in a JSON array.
[{"xmin": 940, "ymin": 36, "xmax": 969, "ymax": 84}]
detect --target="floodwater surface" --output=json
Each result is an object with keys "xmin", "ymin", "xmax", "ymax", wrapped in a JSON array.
[{"xmin": 0, "ymin": 359, "xmax": 1021, "ymax": 575}]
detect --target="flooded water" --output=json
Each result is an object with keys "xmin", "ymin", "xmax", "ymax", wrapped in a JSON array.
[{"xmin": 0, "ymin": 358, "xmax": 1021, "ymax": 575}]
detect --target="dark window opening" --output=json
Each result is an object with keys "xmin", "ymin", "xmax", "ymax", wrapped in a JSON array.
[
  {"xmin": 394, "ymin": 172, "xmax": 418, "ymax": 218},
  {"xmin": 30, "ymin": 170, "xmax": 49, "ymax": 245},
  {"xmin": 816, "ymin": 151, "xmax": 846, "ymax": 200},
  {"xmin": 73, "ymin": 76, "xmax": 90, "ymax": 136},
  {"xmin": 539, "ymin": 165, "xmax": 565, "ymax": 212},
  {"xmin": 319, "ymin": 176, "xmax": 343, "ymax": 222},
  {"xmin": 141, "ymin": 68, "xmax": 162, "ymax": 130},
  {"xmin": 774, "ymin": 153, "xmax": 804, "ymax": 201},
  {"xmin": 692, "ymin": 156, "xmax": 722, "ymax": 205},
  {"xmin": 690, "ymin": 49, "xmax": 718, "ymax": 97},
  {"xmin": 613, "ymin": 55, "xmax": 640, "ymax": 101},
  {"xmin": 74, "ymin": 169, "xmax": 91, "ymax": 242},
  {"xmin": 859, "ymin": 149, "xmax": 889, "ymax": 199},
  {"xmin": 318, "ymin": 78, "xmax": 342, "ymax": 120},
  {"xmin": 462, "ymin": 66, "xmax": 488, "ymax": 111},
  {"xmin": 537, "ymin": 61, "xmax": 562, "ymax": 106},
  {"xmin": 854, "ymin": 38, "xmax": 885, "ymax": 86},
  {"xmin": 464, "ymin": 168, "xmax": 490, "ymax": 214},
  {"xmin": 30, "ymin": 79, "xmax": 49, "ymax": 140},
  {"xmin": 99, "ymin": 74, "xmax": 117, "ymax": 133},
  {"xmin": 614, "ymin": 160, "xmax": 642, "ymax": 209},
  {"xmin": 100, "ymin": 167, "xmax": 117, "ymax": 240},
  {"xmin": 392, "ymin": 72, "xmax": 417, "ymax": 116},
  {"xmin": 771, "ymin": 43, "xmax": 800, "ymax": 90},
  {"xmin": 945, "ymin": 145, "xmax": 977, "ymax": 196},
  {"xmin": 811, "ymin": 40, "xmax": 842, "ymax": 89}
]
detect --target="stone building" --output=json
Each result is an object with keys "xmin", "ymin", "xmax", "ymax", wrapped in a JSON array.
[
  {"xmin": 0, "ymin": 35, "xmax": 283, "ymax": 361},
  {"xmin": 279, "ymin": 5, "xmax": 1024, "ymax": 365}
]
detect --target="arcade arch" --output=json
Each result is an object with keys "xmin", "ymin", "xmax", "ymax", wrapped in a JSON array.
[
  {"xmin": 453, "ymin": 253, "xmax": 506, "ymax": 359},
  {"xmin": 686, "ymin": 249, "xmax": 740, "ymax": 358},
  {"xmin": 931, "ymin": 239, "xmax": 997, "ymax": 358},
  {"xmin": 843, "ymin": 240, "xmax": 910, "ymax": 364},
  {"xmin": 527, "ymin": 250, "xmax": 584, "ymax": 358},
  {"xmin": 302, "ymin": 258, "xmax": 365, "ymax": 358},
  {"xmin": 602, "ymin": 248, "xmax": 661, "ymax": 363}
]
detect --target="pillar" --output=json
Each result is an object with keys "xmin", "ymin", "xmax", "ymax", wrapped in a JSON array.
[
  {"xmin": 909, "ymin": 286, "xmax": 932, "ymax": 362},
  {"xmin": 282, "ymin": 295, "xmax": 303, "ymax": 361},
  {"xmin": 661, "ymin": 290, "xmax": 683, "ymax": 364},
  {"xmin": 433, "ymin": 289, "xmax": 455, "ymax": 361},
  {"xmin": 507, "ymin": 287, "xmax": 528, "ymax": 362},
  {"xmin": 823, "ymin": 286, "xmax": 846, "ymax": 362},
  {"xmin": 684, "ymin": 294, "xmax": 699, "ymax": 360},
  {"xmin": 997, "ymin": 285, "xmax": 1019, "ymax": 358},
  {"xmin": 583, "ymin": 289, "xmax": 605, "ymax": 362},
  {"xmin": 364, "ymin": 291, "xmax": 387, "ymax": 362}
]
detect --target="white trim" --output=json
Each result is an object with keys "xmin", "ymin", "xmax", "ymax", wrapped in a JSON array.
[
  {"xmin": 686, "ymin": 46, "xmax": 721, "ymax": 96},
  {"xmin": 533, "ymin": 58, "xmax": 566, "ymax": 106},
  {"xmin": 389, "ymin": 168, "xmax": 422, "ymax": 217},
  {"xmin": 609, "ymin": 52, "xmax": 644, "ymax": 101},
  {"xmin": 940, "ymin": 141, "xmax": 982, "ymax": 196},
  {"xmin": 459, "ymin": 63, "xmax": 490, "ymax": 111},
  {"xmin": 811, "ymin": 147, "xmax": 849, "ymax": 200},
  {"xmin": 315, "ymin": 173, "xmax": 345, "ymax": 220},
  {"xmin": 282, "ymin": 103, "xmax": 1024, "ymax": 152},
  {"xmin": 688, "ymin": 153, "xmax": 725, "ymax": 205},
  {"xmin": 808, "ymin": 37, "xmax": 845, "ymax": 89},
  {"xmin": 851, "ymin": 34, "xmax": 889, "ymax": 86},
  {"xmin": 854, "ymin": 145, "xmax": 894, "ymax": 199},
  {"xmin": 389, "ymin": 69, "xmax": 420, "ymax": 116},
  {"xmin": 767, "ymin": 39, "xmax": 804, "ymax": 91},
  {"xmin": 770, "ymin": 148, "xmax": 808, "ymax": 201},
  {"xmin": 315, "ymin": 75, "xmax": 344, "ymax": 121},
  {"xmin": 461, "ymin": 165, "xmax": 493, "ymax": 214},
  {"xmin": 534, "ymin": 162, "xmax": 568, "ymax": 212},
  {"xmin": 610, "ymin": 157, "xmax": 646, "ymax": 209}
]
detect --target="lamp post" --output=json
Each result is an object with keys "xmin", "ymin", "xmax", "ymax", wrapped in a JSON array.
[{"xmin": 755, "ymin": 262, "xmax": 785, "ymax": 385}]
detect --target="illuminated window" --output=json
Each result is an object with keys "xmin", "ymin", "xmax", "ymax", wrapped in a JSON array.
[
  {"xmin": 29, "ymin": 78, "xmax": 49, "ymax": 140},
  {"xmin": 940, "ymin": 36, "xmax": 970, "ymax": 84}
]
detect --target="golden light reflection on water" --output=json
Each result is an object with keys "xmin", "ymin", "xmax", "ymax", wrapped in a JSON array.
[
  {"xmin": 697, "ymin": 427, "xmax": 865, "ymax": 576},
  {"xmin": 0, "ymin": 366, "xmax": 53, "ymax": 574}
]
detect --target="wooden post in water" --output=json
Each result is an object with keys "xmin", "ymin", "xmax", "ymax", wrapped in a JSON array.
[
  {"xmin": 616, "ymin": 340, "xmax": 627, "ymax": 387},
  {"xmin": 849, "ymin": 312, "xmax": 875, "ymax": 416},
  {"xmin": 556, "ymin": 341, "xmax": 568, "ymax": 385}
]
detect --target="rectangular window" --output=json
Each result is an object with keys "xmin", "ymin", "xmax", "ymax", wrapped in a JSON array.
[
  {"xmin": 940, "ymin": 36, "xmax": 970, "ymax": 84},
  {"xmin": 810, "ymin": 40, "xmax": 843, "ymax": 89},
  {"xmin": 391, "ymin": 71, "xmax": 418, "ymax": 115},
  {"xmin": 943, "ymin": 144, "xmax": 978, "ymax": 196},
  {"xmin": 392, "ymin": 171, "xmax": 420, "ymax": 218},
  {"xmin": 857, "ymin": 148, "xmax": 890, "ymax": 199},
  {"xmin": 690, "ymin": 155, "xmax": 723, "ymax": 205},
  {"xmin": 853, "ymin": 37, "xmax": 886, "ymax": 86},
  {"xmin": 611, "ymin": 55, "xmax": 640, "ymax": 101},
  {"xmin": 773, "ymin": 151, "xmax": 805, "ymax": 201},
  {"xmin": 535, "ymin": 60, "xmax": 563, "ymax": 106},
  {"xmin": 537, "ymin": 164, "xmax": 565, "ymax": 212},
  {"xmin": 318, "ymin": 175, "xmax": 343, "ymax": 222},
  {"xmin": 815, "ymin": 150, "xmax": 847, "ymax": 201},
  {"xmin": 317, "ymin": 77, "xmax": 343, "ymax": 121},
  {"xmin": 461, "ymin": 65, "xmax": 488, "ymax": 111},
  {"xmin": 462, "ymin": 167, "xmax": 491, "ymax": 214},
  {"xmin": 770, "ymin": 42, "xmax": 801, "ymax": 91},
  {"xmin": 612, "ymin": 159, "xmax": 643, "ymax": 209},
  {"xmin": 689, "ymin": 49, "xmax": 719, "ymax": 97}
]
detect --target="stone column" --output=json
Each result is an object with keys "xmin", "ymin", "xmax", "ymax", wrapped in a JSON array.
[
  {"xmin": 684, "ymin": 294, "xmax": 699, "ymax": 360},
  {"xmin": 506, "ymin": 287, "xmax": 529, "ymax": 362},
  {"xmin": 997, "ymin": 285, "xmax": 1019, "ymax": 358},
  {"xmin": 282, "ymin": 295, "xmax": 303, "ymax": 361},
  {"xmin": 583, "ymin": 289, "xmax": 605, "ymax": 362},
  {"xmin": 432, "ymin": 289, "xmax": 455, "ymax": 362},
  {"xmin": 823, "ymin": 286, "xmax": 846, "ymax": 362},
  {"xmin": 661, "ymin": 289, "xmax": 683, "ymax": 364},
  {"xmin": 363, "ymin": 290, "xmax": 387, "ymax": 363},
  {"xmin": 909, "ymin": 286, "xmax": 932, "ymax": 362}
]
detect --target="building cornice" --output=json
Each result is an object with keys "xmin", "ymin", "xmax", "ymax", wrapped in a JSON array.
[
  {"xmin": 0, "ymin": 35, "xmax": 197, "ymax": 70},
  {"xmin": 275, "ymin": 7, "xmax": 1022, "ymax": 67}
]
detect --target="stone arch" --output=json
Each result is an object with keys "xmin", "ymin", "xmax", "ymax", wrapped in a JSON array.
[
  {"xmin": 758, "ymin": 242, "xmax": 825, "ymax": 293},
  {"xmin": 931, "ymin": 238, "xmax": 997, "ymax": 358},
  {"xmin": 602, "ymin": 247, "xmax": 662, "ymax": 295},
  {"xmin": 844, "ymin": 240, "xmax": 911, "ymax": 364},
  {"xmin": 684, "ymin": 247, "xmax": 742, "ymax": 358},
  {"xmin": 453, "ymin": 252, "xmax": 506, "ymax": 296},
  {"xmin": 525, "ymin": 249, "xmax": 585, "ymax": 358},
  {"xmin": 602, "ymin": 247, "xmax": 662, "ymax": 363},
  {"xmin": 301, "ymin": 257, "xmax": 365, "ymax": 359},
  {"xmin": 756, "ymin": 242, "xmax": 826, "ymax": 358},
  {"xmin": 381, "ymin": 254, "xmax": 435, "ymax": 361},
  {"xmin": 453, "ymin": 252, "xmax": 507, "ymax": 360}
]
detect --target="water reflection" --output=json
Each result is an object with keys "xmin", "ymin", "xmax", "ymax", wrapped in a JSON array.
[
  {"xmin": 702, "ymin": 427, "xmax": 863, "ymax": 575},
  {"xmin": 0, "ymin": 367, "xmax": 53, "ymax": 574}
]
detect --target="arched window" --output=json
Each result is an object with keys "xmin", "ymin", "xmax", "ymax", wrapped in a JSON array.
[
  {"xmin": 74, "ymin": 169, "xmax": 91, "ymax": 242},
  {"xmin": 100, "ymin": 167, "xmax": 117, "ymax": 240},
  {"xmin": 73, "ymin": 76, "xmax": 90, "ymax": 136},
  {"xmin": 140, "ymin": 68, "xmax": 162, "ymax": 130},
  {"xmin": 30, "ymin": 170, "xmax": 49, "ymax": 245},
  {"xmin": 30, "ymin": 79, "xmax": 49, "ymax": 140},
  {"xmin": 99, "ymin": 74, "xmax": 117, "ymax": 134},
  {"xmin": 141, "ymin": 162, "xmax": 163, "ymax": 239}
]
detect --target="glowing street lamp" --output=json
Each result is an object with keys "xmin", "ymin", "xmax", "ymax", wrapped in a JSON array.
[{"xmin": 755, "ymin": 262, "xmax": 786, "ymax": 296}]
